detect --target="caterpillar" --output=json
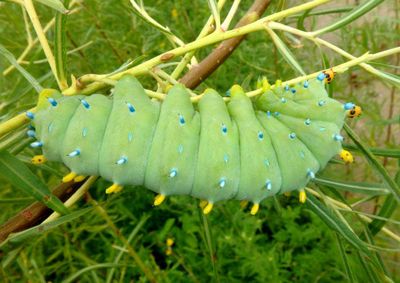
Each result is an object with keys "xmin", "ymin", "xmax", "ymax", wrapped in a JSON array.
[{"xmin": 27, "ymin": 74, "xmax": 360, "ymax": 215}]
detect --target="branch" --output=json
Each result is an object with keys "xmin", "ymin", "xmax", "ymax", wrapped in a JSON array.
[{"xmin": 179, "ymin": 0, "xmax": 271, "ymax": 89}]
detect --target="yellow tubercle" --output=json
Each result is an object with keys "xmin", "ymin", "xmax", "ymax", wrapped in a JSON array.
[
  {"xmin": 154, "ymin": 194, "xmax": 166, "ymax": 206},
  {"xmin": 31, "ymin": 155, "xmax": 46, "ymax": 165},
  {"xmin": 199, "ymin": 200, "xmax": 208, "ymax": 209},
  {"xmin": 240, "ymin": 200, "xmax": 249, "ymax": 209},
  {"xmin": 165, "ymin": 84, "xmax": 173, "ymax": 92},
  {"xmin": 62, "ymin": 172, "xmax": 77, "ymax": 183},
  {"xmin": 275, "ymin": 79, "xmax": 282, "ymax": 87},
  {"xmin": 284, "ymin": 192, "xmax": 291, "ymax": 197},
  {"xmin": 203, "ymin": 202, "xmax": 213, "ymax": 215},
  {"xmin": 105, "ymin": 184, "xmax": 123, "ymax": 194},
  {"xmin": 166, "ymin": 238, "xmax": 174, "ymax": 247},
  {"xmin": 299, "ymin": 190, "xmax": 307, "ymax": 204},
  {"xmin": 340, "ymin": 149, "xmax": 354, "ymax": 164},
  {"xmin": 230, "ymin": 84, "xmax": 243, "ymax": 96},
  {"xmin": 250, "ymin": 203, "xmax": 259, "ymax": 215},
  {"xmin": 74, "ymin": 175, "xmax": 86, "ymax": 182}
]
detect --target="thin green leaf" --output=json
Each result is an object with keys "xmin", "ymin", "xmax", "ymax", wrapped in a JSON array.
[
  {"xmin": 314, "ymin": 0, "xmax": 385, "ymax": 35},
  {"xmin": 34, "ymin": 0, "xmax": 69, "ymax": 14},
  {"xmin": 313, "ymin": 177, "xmax": 389, "ymax": 195},
  {"xmin": 0, "ymin": 44, "xmax": 43, "ymax": 93},
  {"xmin": 0, "ymin": 151, "xmax": 68, "ymax": 214},
  {"xmin": 306, "ymin": 194, "xmax": 371, "ymax": 257},
  {"xmin": 54, "ymin": 0, "xmax": 70, "ymax": 89},
  {"xmin": 343, "ymin": 144, "xmax": 400, "ymax": 158},
  {"xmin": 335, "ymin": 233, "xmax": 356, "ymax": 283},
  {"xmin": 344, "ymin": 123, "xmax": 400, "ymax": 204},
  {"xmin": 266, "ymin": 28, "xmax": 306, "ymax": 76},
  {"xmin": 368, "ymin": 171, "xmax": 399, "ymax": 235}
]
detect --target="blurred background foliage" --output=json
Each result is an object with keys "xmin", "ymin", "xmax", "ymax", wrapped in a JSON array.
[{"xmin": 0, "ymin": 0, "xmax": 399, "ymax": 282}]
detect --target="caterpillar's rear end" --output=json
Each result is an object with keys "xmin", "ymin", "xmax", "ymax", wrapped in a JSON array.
[{"xmin": 28, "ymin": 74, "xmax": 360, "ymax": 215}]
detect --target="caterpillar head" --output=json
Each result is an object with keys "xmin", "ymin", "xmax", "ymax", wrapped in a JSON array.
[{"xmin": 347, "ymin": 105, "xmax": 362, "ymax": 118}]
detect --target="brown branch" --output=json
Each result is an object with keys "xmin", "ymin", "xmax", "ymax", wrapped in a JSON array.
[
  {"xmin": 180, "ymin": 0, "xmax": 271, "ymax": 89},
  {"xmin": 0, "ymin": 0, "xmax": 271, "ymax": 244},
  {"xmin": 0, "ymin": 181, "xmax": 84, "ymax": 243}
]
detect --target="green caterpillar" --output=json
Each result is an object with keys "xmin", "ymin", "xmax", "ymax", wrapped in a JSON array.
[{"xmin": 27, "ymin": 73, "xmax": 360, "ymax": 215}]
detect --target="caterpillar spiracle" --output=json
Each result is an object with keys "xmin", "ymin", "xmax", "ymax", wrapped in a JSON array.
[{"xmin": 27, "ymin": 74, "xmax": 360, "ymax": 215}]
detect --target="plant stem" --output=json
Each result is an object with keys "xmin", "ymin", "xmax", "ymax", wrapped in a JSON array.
[
  {"xmin": 63, "ymin": 0, "xmax": 332, "ymax": 95},
  {"xmin": 42, "ymin": 177, "xmax": 98, "ymax": 223},
  {"xmin": 0, "ymin": 107, "xmax": 36, "ymax": 139},
  {"xmin": 23, "ymin": 0, "xmax": 61, "ymax": 88},
  {"xmin": 268, "ymin": 21, "xmax": 400, "ymax": 86}
]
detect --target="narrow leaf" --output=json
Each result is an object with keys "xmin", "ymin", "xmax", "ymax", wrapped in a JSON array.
[
  {"xmin": 344, "ymin": 124, "xmax": 400, "ymax": 204},
  {"xmin": 313, "ymin": 177, "xmax": 388, "ymax": 196},
  {"xmin": 306, "ymin": 194, "xmax": 371, "ymax": 257},
  {"xmin": 266, "ymin": 28, "xmax": 306, "ymax": 76},
  {"xmin": 0, "ymin": 151, "xmax": 68, "ymax": 214},
  {"xmin": 0, "ymin": 44, "xmax": 43, "ymax": 93},
  {"xmin": 315, "ymin": 0, "xmax": 385, "ymax": 35},
  {"xmin": 34, "ymin": 0, "xmax": 69, "ymax": 14}
]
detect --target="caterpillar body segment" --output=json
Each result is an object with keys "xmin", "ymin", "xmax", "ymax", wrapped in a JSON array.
[
  {"xmin": 191, "ymin": 89, "xmax": 240, "ymax": 203},
  {"xmin": 62, "ymin": 94, "xmax": 112, "ymax": 176},
  {"xmin": 256, "ymin": 112, "xmax": 320, "ymax": 194},
  {"xmin": 227, "ymin": 85, "xmax": 281, "ymax": 203},
  {"xmin": 31, "ymin": 74, "xmax": 355, "ymax": 213},
  {"xmin": 99, "ymin": 76, "xmax": 160, "ymax": 186},
  {"xmin": 145, "ymin": 84, "xmax": 200, "ymax": 197},
  {"xmin": 34, "ymin": 92, "xmax": 81, "ymax": 161}
]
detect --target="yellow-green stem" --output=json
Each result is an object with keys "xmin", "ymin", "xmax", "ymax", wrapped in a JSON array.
[
  {"xmin": 23, "ymin": 0, "xmax": 61, "ymax": 88},
  {"xmin": 63, "ymin": 0, "xmax": 332, "ymax": 95}
]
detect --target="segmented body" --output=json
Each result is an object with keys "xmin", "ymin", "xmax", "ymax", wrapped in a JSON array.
[{"xmin": 30, "ymin": 75, "xmax": 349, "ymax": 212}]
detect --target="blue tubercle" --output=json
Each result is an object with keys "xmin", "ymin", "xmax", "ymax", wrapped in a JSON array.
[
  {"xmin": 30, "ymin": 141, "xmax": 42, "ymax": 148},
  {"xmin": 281, "ymin": 98, "xmax": 287, "ymax": 103},
  {"xmin": 266, "ymin": 111, "xmax": 271, "ymax": 117},
  {"xmin": 223, "ymin": 154, "xmax": 229, "ymax": 163},
  {"xmin": 304, "ymin": 118, "xmax": 311, "ymax": 126},
  {"xmin": 344, "ymin": 102, "xmax": 355, "ymax": 110},
  {"xmin": 274, "ymin": 111, "xmax": 280, "ymax": 117},
  {"xmin": 307, "ymin": 169, "xmax": 315, "ymax": 179},
  {"xmin": 82, "ymin": 127, "xmax": 88, "ymax": 137},
  {"xmin": 67, "ymin": 149, "xmax": 81, "ymax": 157},
  {"xmin": 178, "ymin": 114, "xmax": 185, "ymax": 125},
  {"xmin": 81, "ymin": 99, "xmax": 90, "ymax": 109},
  {"xmin": 291, "ymin": 88, "xmax": 296, "ymax": 94},
  {"xmin": 169, "ymin": 168, "xmax": 178, "ymax": 178},
  {"xmin": 126, "ymin": 102, "xmax": 135, "ymax": 113},
  {"xmin": 258, "ymin": 131, "xmax": 264, "ymax": 140},
  {"xmin": 48, "ymin": 98, "xmax": 58, "ymax": 107},
  {"xmin": 303, "ymin": 81, "xmax": 309, "ymax": 88},
  {"xmin": 27, "ymin": 130, "xmax": 36, "ymax": 138},
  {"xmin": 333, "ymin": 134, "xmax": 344, "ymax": 142},
  {"xmin": 26, "ymin": 111, "xmax": 35, "ymax": 120},
  {"xmin": 284, "ymin": 85, "xmax": 290, "ymax": 91},
  {"xmin": 289, "ymin": 133, "xmax": 296, "ymax": 139},
  {"xmin": 219, "ymin": 178, "xmax": 226, "ymax": 188},
  {"xmin": 221, "ymin": 123, "xmax": 228, "ymax": 134},
  {"xmin": 116, "ymin": 156, "xmax": 128, "ymax": 165},
  {"xmin": 318, "ymin": 100, "xmax": 326, "ymax": 106},
  {"xmin": 265, "ymin": 180, "xmax": 272, "ymax": 191},
  {"xmin": 178, "ymin": 144, "xmax": 184, "ymax": 154},
  {"xmin": 317, "ymin": 72, "xmax": 326, "ymax": 81}
]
